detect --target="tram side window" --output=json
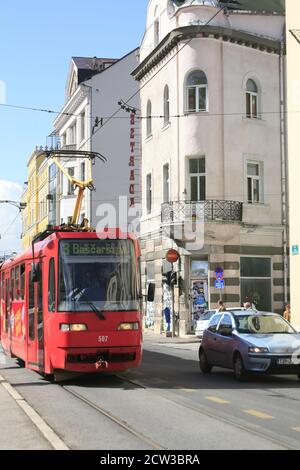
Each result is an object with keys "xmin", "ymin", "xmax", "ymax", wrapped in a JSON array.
[
  {"xmin": 28, "ymin": 272, "xmax": 35, "ymax": 341},
  {"xmin": 10, "ymin": 268, "xmax": 15, "ymax": 301},
  {"xmin": 0, "ymin": 273, "xmax": 4, "ymax": 300},
  {"xmin": 20, "ymin": 264, "xmax": 25, "ymax": 300},
  {"xmin": 15, "ymin": 266, "xmax": 20, "ymax": 300},
  {"xmin": 37, "ymin": 267, "xmax": 43, "ymax": 341},
  {"xmin": 5, "ymin": 279, "xmax": 9, "ymax": 331},
  {"xmin": 48, "ymin": 258, "xmax": 56, "ymax": 312}
]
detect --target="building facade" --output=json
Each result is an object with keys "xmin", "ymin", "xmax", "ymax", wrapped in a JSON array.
[
  {"xmin": 133, "ymin": 0, "xmax": 287, "ymax": 334},
  {"xmin": 52, "ymin": 51, "xmax": 141, "ymax": 231},
  {"xmin": 286, "ymin": 0, "xmax": 300, "ymax": 329},
  {"xmin": 21, "ymin": 150, "xmax": 49, "ymax": 249}
]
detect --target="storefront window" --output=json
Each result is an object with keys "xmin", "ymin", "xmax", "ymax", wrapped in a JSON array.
[
  {"xmin": 240, "ymin": 257, "xmax": 271, "ymax": 311},
  {"xmin": 191, "ymin": 260, "xmax": 208, "ymax": 278}
]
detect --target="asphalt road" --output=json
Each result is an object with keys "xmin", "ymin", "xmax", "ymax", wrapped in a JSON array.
[{"xmin": 1, "ymin": 333, "xmax": 300, "ymax": 450}]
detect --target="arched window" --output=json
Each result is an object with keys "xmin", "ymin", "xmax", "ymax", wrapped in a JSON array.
[
  {"xmin": 163, "ymin": 85, "xmax": 170, "ymax": 125},
  {"xmin": 146, "ymin": 100, "xmax": 152, "ymax": 137},
  {"xmin": 185, "ymin": 70, "xmax": 208, "ymax": 113},
  {"xmin": 154, "ymin": 6, "xmax": 160, "ymax": 47},
  {"xmin": 246, "ymin": 79, "xmax": 258, "ymax": 118}
]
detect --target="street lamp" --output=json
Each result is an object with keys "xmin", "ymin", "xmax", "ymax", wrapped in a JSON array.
[{"xmin": 0, "ymin": 200, "xmax": 26, "ymax": 211}]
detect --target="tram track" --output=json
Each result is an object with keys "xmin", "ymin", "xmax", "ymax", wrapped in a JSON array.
[
  {"xmin": 1, "ymin": 353, "xmax": 298, "ymax": 450},
  {"xmin": 61, "ymin": 383, "xmax": 166, "ymax": 450},
  {"xmin": 115, "ymin": 374, "xmax": 298, "ymax": 451}
]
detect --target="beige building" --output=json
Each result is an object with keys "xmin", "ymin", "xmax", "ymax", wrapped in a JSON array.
[
  {"xmin": 21, "ymin": 150, "xmax": 49, "ymax": 249},
  {"xmin": 133, "ymin": 0, "xmax": 287, "ymax": 334},
  {"xmin": 286, "ymin": 0, "xmax": 300, "ymax": 329}
]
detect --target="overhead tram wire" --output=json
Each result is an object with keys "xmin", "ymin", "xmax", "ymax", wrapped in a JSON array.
[
  {"xmin": 2, "ymin": 102, "xmax": 299, "ymax": 121},
  {"xmin": 0, "ymin": 211, "xmax": 21, "ymax": 240},
  {"xmin": 0, "ymin": 5, "xmax": 296, "ymax": 126},
  {"xmin": 78, "ymin": 3, "xmax": 226, "ymax": 150}
]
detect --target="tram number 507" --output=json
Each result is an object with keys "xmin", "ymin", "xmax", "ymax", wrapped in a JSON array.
[{"xmin": 98, "ymin": 336, "xmax": 109, "ymax": 343}]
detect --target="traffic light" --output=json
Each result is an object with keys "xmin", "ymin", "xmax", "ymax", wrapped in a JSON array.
[
  {"xmin": 171, "ymin": 272, "xmax": 177, "ymax": 287},
  {"xmin": 162, "ymin": 271, "xmax": 177, "ymax": 287}
]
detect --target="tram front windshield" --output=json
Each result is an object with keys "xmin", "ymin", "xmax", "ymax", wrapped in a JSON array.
[{"xmin": 58, "ymin": 239, "xmax": 138, "ymax": 312}]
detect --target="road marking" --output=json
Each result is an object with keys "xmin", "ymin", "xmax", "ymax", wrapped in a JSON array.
[
  {"xmin": 243, "ymin": 409, "xmax": 274, "ymax": 420},
  {"xmin": 292, "ymin": 427, "xmax": 300, "ymax": 433},
  {"xmin": 147, "ymin": 378, "xmax": 168, "ymax": 385},
  {"xmin": 177, "ymin": 388, "xmax": 196, "ymax": 393},
  {"xmin": 206, "ymin": 396, "xmax": 231, "ymax": 404},
  {"xmin": 0, "ymin": 374, "xmax": 69, "ymax": 450}
]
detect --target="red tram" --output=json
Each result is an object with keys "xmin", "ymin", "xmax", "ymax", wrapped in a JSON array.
[{"xmin": 0, "ymin": 228, "xmax": 145, "ymax": 379}]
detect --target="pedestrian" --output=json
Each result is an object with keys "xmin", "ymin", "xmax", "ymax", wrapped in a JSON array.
[
  {"xmin": 216, "ymin": 300, "xmax": 226, "ymax": 312},
  {"xmin": 283, "ymin": 304, "xmax": 291, "ymax": 323},
  {"xmin": 164, "ymin": 306, "xmax": 171, "ymax": 332},
  {"xmin": 243, "ymin": 302, "xmax": 252, "ymax": 310},
  {"xmin": 243, "ymin": 297, "xmax": 257, "ymax": 310}
]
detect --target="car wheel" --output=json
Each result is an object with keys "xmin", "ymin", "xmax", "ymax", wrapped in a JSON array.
[
  {"xmin": 233, "ymin": 354, "xmax": 248, "ymax": 382},
  {"xmin": 199, "ymin": 349, "xmax": 212, "ymax": 374}
]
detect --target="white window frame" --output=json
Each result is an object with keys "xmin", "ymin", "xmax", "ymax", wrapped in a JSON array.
[
  {"xmin": 185, "ymin": 70, "xmax": 208, "ymax": 113},
  {"xmin": 146, "ymin": 172, "xmax": 153, "ymax": 214},
  {"xmin": 67, "ymin": 167, "xmax": 75, "ymax": 196},
  {"xmin": 188, "ymin": 157, "xmax": 206, "ymax": 202},
  {"xmin": 163, "ymin": 85, "xmax": 170, "ymax": 126},
  {"xmin": 162, "ymin": 162, "xmax": 170, "ymax": 204},
  {"xmin": 246, "ymin": 89, "xmax": 258, "ymax": 119},
  {"xmin": 80, "ymin": 161, "xmax": 85, "ymax": 182},
  {"xmin": 243, "ymin": 76, "xmax": 261, "ymax": 120},
  {"xmin": 146, "ymin": 100, "xmax": 152, "ymax": 138},
  {"xmin": 80, "ymin": 110, "xmax": 86, "ymax": 141},
  {"xmin": 68, "ymin": 122, "xmax": 77, "ymax": 145},
  {"xmin": 246, "ymin": 160, "xmax": 263, "ymax": 204}
]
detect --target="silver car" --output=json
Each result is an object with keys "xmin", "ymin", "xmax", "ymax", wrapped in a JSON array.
[
  {"xmin": 195, "ymin": 307, "xmax": 246, "ymax": 339},
  {"xmin": 199, "ymin": 310, "xmax": 300, "ymax": 381},
  {"xmin": 195, "ymin": 310, "xmax": 216, "ymax": 338}
]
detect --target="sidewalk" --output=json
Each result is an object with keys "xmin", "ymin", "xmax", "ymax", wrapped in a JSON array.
[
  {"xmin": 0, "ymin": 376, "xmax": 52, "ymax": 449},
  {"xmin": 0, "ymin": 348, "xmax": 52, "ymax": 450},
  {"xmin": 143, "ymin": 328, "xmax": 200, "ymax": 344}
]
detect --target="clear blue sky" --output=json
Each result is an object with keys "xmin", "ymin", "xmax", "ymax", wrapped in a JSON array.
[{"xmin": 0, "ymin": 0, "xmax": 148, "ymax": 185}]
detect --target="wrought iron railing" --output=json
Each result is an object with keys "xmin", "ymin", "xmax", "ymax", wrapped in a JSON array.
[{"xmin": 161, "ymin": 200, "xmax": 243, "ymax": 224}]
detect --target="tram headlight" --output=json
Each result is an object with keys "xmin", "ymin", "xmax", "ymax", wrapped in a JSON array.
[
  {"xmin": 118, "ymin": 322, "xmax": 139, "ymax": 331},
  {"xmin": 60, "ymin": 324, "xmax": 88, "ymax": 332}
]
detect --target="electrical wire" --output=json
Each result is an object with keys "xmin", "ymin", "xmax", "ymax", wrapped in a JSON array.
[
  {"xmin": 78, "ymin": 4, "xmax": 226, "ymax": 149},
  {"xmin": 0, "ymin": 211, "xmax": 21, "ymax": 240},
  {"xmin": 2, "ymin": 102, "xmax": 299, "ymax": 120}
]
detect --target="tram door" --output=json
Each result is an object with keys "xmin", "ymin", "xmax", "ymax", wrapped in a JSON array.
[{"xmin": 27, "ymin": 268, "xmax": 44, "ymax": 370}]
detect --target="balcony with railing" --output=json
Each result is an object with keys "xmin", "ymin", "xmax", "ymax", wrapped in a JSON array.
[{"xmin": 161, "ymin": 200, "xmax": 243, "ymax": 225}]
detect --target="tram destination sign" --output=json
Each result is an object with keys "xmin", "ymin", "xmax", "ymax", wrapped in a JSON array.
[{"xmin": 61, "ymin": 240, "xmax": 130, "ymax": 257}]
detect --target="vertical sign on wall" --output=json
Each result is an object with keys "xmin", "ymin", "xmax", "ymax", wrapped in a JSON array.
[
  {"xmin": 129, "ymin": 112, "xmax": 136, "ymax": 207},
  {"xmin": 129, "ymin": 112, "xmax": 141, "ymax": 208}
]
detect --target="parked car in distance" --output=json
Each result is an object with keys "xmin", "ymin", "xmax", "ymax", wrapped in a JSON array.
[
  {"xmin": 195, "ymin": 307, "xmax": 245, "ymax": 339},
  {"xmin": 195, "ymin": 310, "xmax": 216, "ymax": 338},
  {"xmin": 199, "ymin": 310, "xmax": 300, "ymax": 381}
]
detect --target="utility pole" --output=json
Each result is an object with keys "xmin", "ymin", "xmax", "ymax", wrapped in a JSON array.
[{"xmin": 166, "ymin": 249, "xmax": 180, "ymax": 337}]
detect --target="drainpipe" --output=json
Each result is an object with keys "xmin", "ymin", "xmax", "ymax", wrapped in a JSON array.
[{"xmin": 279, "ymin": 39, "xmax": 288, "ymax": 306}]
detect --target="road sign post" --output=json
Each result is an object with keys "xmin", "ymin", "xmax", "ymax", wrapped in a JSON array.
[
  {"xmin": 214, "ymin": 267, "xmax": 225, "ymax": 301},
  {"xmin": 166, "ymin": 249, "xmax": 180, "ymax": 337}
]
